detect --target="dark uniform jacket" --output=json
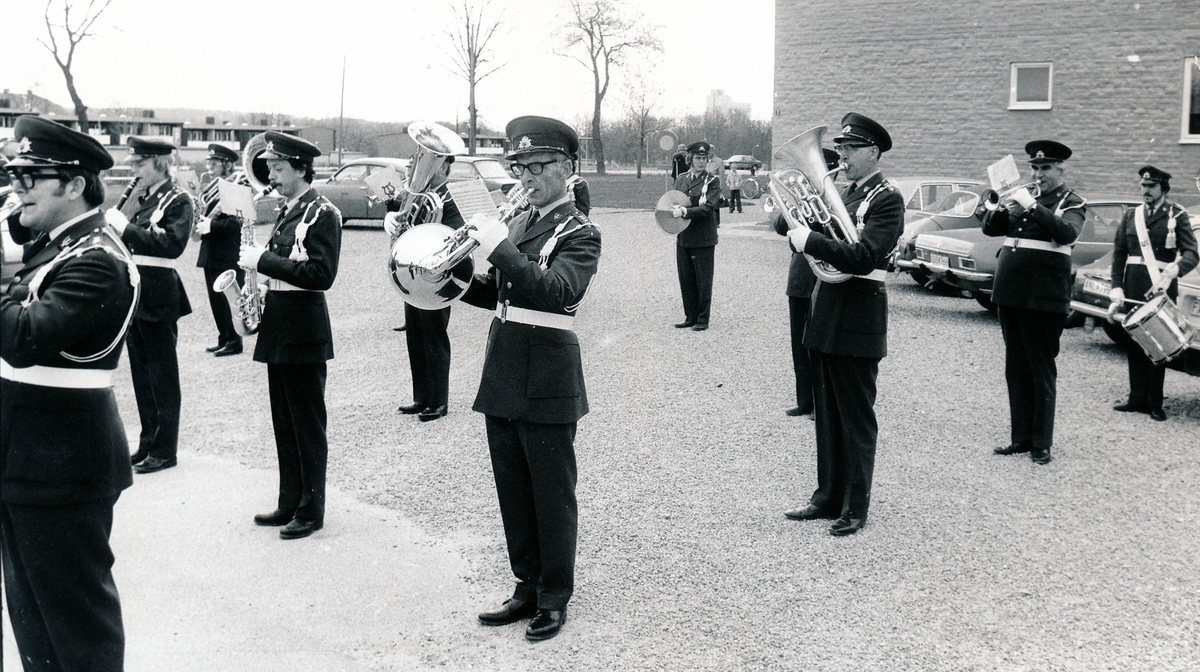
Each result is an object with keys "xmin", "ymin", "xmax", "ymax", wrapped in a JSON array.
[
  {"xmin": 1112, "ymin": 201, "xmax": 1198, "ymax": 302},
  {"xmin": 197, "ymin": 170, "xmax": 251, "ymax": 268},
  {"xmin": 462, "ymin": 201, "xmax": 601, "ymax": 424},
  {"xmin": 568, "ymin": 175, "xmax": 591, "ymax": 216},
  {"xmin": 119, "ymin": 179, "xmax": 193, "ymax": 322},
  {"xmin": 982, "ymin": 184, "xmax": 1086, "ymax": 314},
  {"xmin": 774, "ymin": 213, "xmax": 817, "ymax": 298},
  {"xmin": 0, "ymin": 212, "xmax": 137, "ymax": 505},
  {"xmin": 798, "ymin": 172, "xmax": 904, "ymax": 359},
  {"xmin": 254, "ymin": 188, "xmax": 342, "ymax": 365},
  {"xmin": 674, "ymin": 170, "xmax": 721, "ymax": 248}
]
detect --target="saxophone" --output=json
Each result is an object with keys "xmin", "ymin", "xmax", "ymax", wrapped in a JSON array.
[{"xmin": 212, "ymin": 213, "xmax": 263, "ymax": 336}]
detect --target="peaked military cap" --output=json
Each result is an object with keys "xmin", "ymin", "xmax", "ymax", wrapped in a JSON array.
[
  {"xmin": 259, "ymin": 131, "xmax": 321, "ymax": 162},
  {"xmin": 7, "ymin": 115, "xmax": 114, "ymax": 172},
  {"xmin": 505, "ymin": 116, "xmax": 579, "ymax": 160},
  {"xmin": 834, "ymin": 113, "xmax": 892, "ymax": 153},
  {"xmin": 207, "ymin": 144, "xmax": 239, "ymax": 163},
  {"xmin": 686, "ymin": 141, "xmax": 712, "ymax": 156},
  {"xmin": 126, "ymin": 136, "xmax": 176, "ymax": 157},
  {"xmin": 1138, "ymin": 165, "xmax": 1171, "ymax": 185},
  {"xmin": 1025, "ymin": 140, "xmax": 1071, "ymax": 164}
]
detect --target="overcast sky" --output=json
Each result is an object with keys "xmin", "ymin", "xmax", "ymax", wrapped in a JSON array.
[{"xmin": 10, "ymin": 0, "xmax": 774, "ymax": 129}]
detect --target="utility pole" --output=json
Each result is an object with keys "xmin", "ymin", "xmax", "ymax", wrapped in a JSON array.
[{"xmin": 337, "ymin": 55, "xmax": 346, "ymax": 166}]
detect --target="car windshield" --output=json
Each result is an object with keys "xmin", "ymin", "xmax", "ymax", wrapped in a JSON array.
[
  {"xmin": 928, "ymin": 190, "xmax": 980, "ymax": 217},
  {"xmin": 471, "ymin": 160, "xmax": 509, "ymax": 180}
]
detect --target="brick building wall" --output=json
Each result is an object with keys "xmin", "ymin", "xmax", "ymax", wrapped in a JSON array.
[{"xmin": 773, "ymin": 0, "xmax": 1200, "ymax": 197}]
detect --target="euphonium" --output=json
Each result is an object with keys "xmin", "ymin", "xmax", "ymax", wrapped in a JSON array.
[
  {"xmin": 212, "ymin": 212, "xmax": 263, "ymax": 336},
  {"xmin": 768, "ymin": 126, "xmax": 859, "ymax": 283},
  {"xmin": 388, "ymin": 121, "xmax": 467, "ymax": 245},
  {"xmin": 389, "ymin": 185, "xmax": 530, "ymax": 310}
]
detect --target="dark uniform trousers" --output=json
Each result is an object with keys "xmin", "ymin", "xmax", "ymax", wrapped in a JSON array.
[
  {"xmin": 983, "ymin": 184, "xmax": 1086, "ymax": 450},
  {"xmin": 790, "ymin": 296, "xmax": 814, "ymax": 410},
  {"xmin": 253, "ymin": 188, "xmax": 342, "ymax": 524},
  {"xmin": 674, "ymin": 170, "xmax": 721, "ymax": 326},
  {"xmin": 462, "ymin": 200, "xmax": 600, "ymax": 610},
  {"xmin": 120, "ymin": 180, "xmax": 194, "ymax": 461},
  {"xmin": 405, "ymin": 304, "xmax": 452, "ymax": 408},
  {"xmin": 796, "ymin": 173, "xmax": 903, "ymax": 521},
  {"xmin": 1111, "ymin": 202, "xmax": 1199, "ymax": 411}
]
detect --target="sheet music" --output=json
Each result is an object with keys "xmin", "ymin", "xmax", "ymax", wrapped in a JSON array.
[
  {"xmin": 987, "ymin": 155, "xmax": 1022, "ymax": 191},
  {"xmin": 216, "ymin": 179, "xmax": 257, "ymax": 221},
  {"xmin": 445, "ymin": 178, "xmax": 500, "ymax": 222},
  {"xmin": 365, "ymin": 167, "xmax": 405, "ymax": 205}
]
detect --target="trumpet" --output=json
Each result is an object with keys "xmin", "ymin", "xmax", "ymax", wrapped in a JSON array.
[{"xmin": 980, "ymin": 182, "xmax": 1041, "ymax": 212}]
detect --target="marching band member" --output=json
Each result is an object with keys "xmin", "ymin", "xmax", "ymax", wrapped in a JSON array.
[
  {"xmin": 784, "ymin": 114, "xmax": 903, "ymax": 536},
  {"xmin": 387, "ymin": 157, "xmax": 464, "ymax": 422},
  {"xmin": 670, "ymin": 141, "xmax": 721, "ymax": 331},
  {"xmin": 196, "ymin": 143, "xmax": 251, "ymax": 356},
  {"xmin": 110, "ymin": 136, "xmax": 193, "ymax": 474},
  {"xmin": 465, "ymin": 116, "xmax": 601, "ymax": 641},
  {"xmin": 1, "ymin": 115, "xmax": 139, "ymax": 670},
  {"xmin": 240, "ymin": 132, "xmax": 342, "ymax": 540},
  {"xmin": 1108, "ymin": 166, "xmax": 1197, "ymax": 421},
  {"xmin": 983, "ymin": 141, "xmax": 1086, "ymax": 465}
]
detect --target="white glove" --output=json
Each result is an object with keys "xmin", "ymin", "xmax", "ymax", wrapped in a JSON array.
[
  {"xmin": 465, "ymin": 213, "xmax": 509, "ymax": 257},
  {"xmin": 383, "ymin": 211, "xmax": 403, "ymax": 238},
  {"xmin": 671, "ymin": 205, "xmax": 686, "ymax": 218},
  {"xmin": 239, "ymin": 244, "xmax": 267, "ymax": 270},
  {"xmin": 1161, "ymin": 262, "xmax": 1180, "ymax": 282},
  {"xmin": 787, "ymin": 224, "xmax": 813, "ymax": 251},
  {"xmin": 1011, "ymin": 187, "xmax": 1037, "ymax": 209},
  {"xmin": 105, "ymin": 208, "xmax": 129, "ymax": 234},
  {"xmin": 1106, "ymin": 287, "xmax": 1125, "ymax": 323},
  {"xmin": 195, "ymin": 216, "xmax": 211, "ymax": 236}
]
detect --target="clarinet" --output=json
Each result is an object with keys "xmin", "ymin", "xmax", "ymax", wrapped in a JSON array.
[{"xmin": 115, "ymin": 177, "xmax": 140, "ymax": 211}]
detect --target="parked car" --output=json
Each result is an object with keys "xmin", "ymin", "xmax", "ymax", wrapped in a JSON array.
[
  {"xmin": 889, "ymin": 176, "xmax": 984, "ymax": 215},
  {"xmin": 906, "ymin": 196, "xmax": 1137, "ymax": 311},
  {"xmin": 893, "ymin": 184, "xmax": 992, "ymax": 281},
  {"xmin": 1067, "ymin": 220, "xmax": 1200, "ymax": 376},
  {"xmin": 313, "ymin": 157, "xmax": 411, "ymax": 223},
  {"xmin": 724, "ymin": 155, "xmax": 763, "ymax": 172},
  {"xmin": 449, "ymin": 156, "xmax": 519, "ymax": 197},
  {"xmin": 2, "ymin": 187, "xmax": 20, "ymax": 287}
]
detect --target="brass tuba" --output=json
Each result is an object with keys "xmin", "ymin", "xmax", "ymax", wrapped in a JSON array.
[
  {"xmin": 768, "ymin": 126, "xmax": 859, "ymax": 284},
  {"xmin": 241, "ymin": 133, "xmax": 277, "ymax": 198},
  {"xmin": 387, "ymin": 121, "xmax": 467, "ymax": 245}
]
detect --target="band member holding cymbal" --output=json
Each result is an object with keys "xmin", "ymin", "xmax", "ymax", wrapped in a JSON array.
[
  {"xmin": 464, "ymin": 115, "xmax": 601, "ymax": 642},
  {"xmin": 1107, "ymin": 166, "xmax": 1197, "ymax": 421},
  {"xmin": 669, "ymin": 141, "xmax": 721, "ymax": 331}
]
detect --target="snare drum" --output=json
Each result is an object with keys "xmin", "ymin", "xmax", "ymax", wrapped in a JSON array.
[{"xmin": 1122, "ymin": 294, "xmax": 1196, "ymax": 363}]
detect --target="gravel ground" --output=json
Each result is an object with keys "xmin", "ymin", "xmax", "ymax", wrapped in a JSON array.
[{"xmin": 112, "ymin": 207, "xmax": 1199, "ymax": 671}]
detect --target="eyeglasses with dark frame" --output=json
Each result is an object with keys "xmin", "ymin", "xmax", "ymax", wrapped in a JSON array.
[
  {"xmin": 834, "ymin": 143, "xmax": 871, "ymax": 155},
  {"xmin": 5, "ymin": 169, "xmax": 66, "ymax": 191},
  {"xmin": 509, "ymin": 159, "xmax": 562, "ymax": 177}
]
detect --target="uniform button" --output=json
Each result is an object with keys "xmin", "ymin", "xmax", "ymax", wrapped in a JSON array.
[
  {"xmin": 12, "ymin": 276, "xmax": 19, "ymax": 284},
  {"xmin": 506, "ymin": 282, "xmax": 512, "ymax": 289}
]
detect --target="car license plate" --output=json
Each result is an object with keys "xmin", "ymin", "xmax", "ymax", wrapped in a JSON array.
[
  {"xmin": 929, "ymin": 253, "xmax": 949, "ymax": 268},
  {"xmin": 1083, "ymin": 278, "xmax": 1110, "ymax": 296},
  {"xmin": 1190, "ymin": 298, "xmax": 1200, "ymax": 317}
]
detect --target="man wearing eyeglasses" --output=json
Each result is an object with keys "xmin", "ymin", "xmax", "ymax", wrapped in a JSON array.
[
  {"xmin": 108, "ymin": 136, "xmax": 194, "ymax": 474},
  {"xmin": 784, "ymin": 113, "xmax": 903, "ymax": 536},
  {"xmin": 983, "ymin": 141, "xmax": 1086, "ymax": 465},
  {"xmin": 669, "ymin": 141, "xmax": 722, "ymax": 331},
  {"xmin": 462, "ymin": 115, "xmax": 601, "ymax": 642},
  {"xmin": 1, "ymin": 115, "xmax": 138, "ymax": 671}
]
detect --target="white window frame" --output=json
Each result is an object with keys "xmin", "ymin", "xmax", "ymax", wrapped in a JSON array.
[
  {"xmin": 1009, "ymin": 62, "xmax": 1054, "ymax": 110},
  {"xmin": 1180, "ymin": 57, "xmax": 1200, "ymax": 144}
]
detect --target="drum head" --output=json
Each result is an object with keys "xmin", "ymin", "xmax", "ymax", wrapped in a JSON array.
[{"xmin": 655, "ymin": 190, "xmax": 692, "ymax": 235}]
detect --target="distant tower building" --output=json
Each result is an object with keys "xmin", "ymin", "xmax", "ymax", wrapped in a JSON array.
[{"xmin": 706, "ymin": 89, "xmax": 752, "ymax": 117}]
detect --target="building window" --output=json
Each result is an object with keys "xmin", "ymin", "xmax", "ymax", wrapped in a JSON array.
[
  {"xmin": 1009, "ymin": 62, "xmax": 1053, "ymax": 110},
  {"xmin": 1182, "ymin": 57, "xmax": 1200, "ymax": 143}
]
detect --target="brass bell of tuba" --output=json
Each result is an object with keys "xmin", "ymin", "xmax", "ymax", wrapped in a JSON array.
[
  {"xmin": 768, "ymin": 126, "xmax": 859, "ymax": 284},
  {"xmin": 387, "ymin": 121, "xmax": 468, "ymax": 244}
]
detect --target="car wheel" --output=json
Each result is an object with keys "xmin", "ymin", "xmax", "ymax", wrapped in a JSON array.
[
  {"xmin": 973, "ymin": 293, "xmax": 997, "ymax": 312},
  {"xmin": 740, "ymin": 180, "xmax": 761, "ymax": 199},
  {"xmin": 1102, "ymin": 321, "xmax": 1132, "ymax": 350}
]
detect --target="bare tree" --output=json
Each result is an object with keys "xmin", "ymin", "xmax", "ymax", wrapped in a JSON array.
[
  {"xmin": 560, "ymin": 0, "xmax": 660, "ymax": 175},
  {"xmin": 39, "ymin": 0, "xmax": 115, "ymax": 133},
  {"xmin": 622, "ymin": 63, "xmax": 662, "ymax": 179},
  {"xmin": 446, "ymin": 0, "xmax": 507, "ymax": 156}
]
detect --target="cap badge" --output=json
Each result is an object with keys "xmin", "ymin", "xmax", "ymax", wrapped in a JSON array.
[
  {"xmin": 1033, "ymin": 150, "xmax": 1046, "ymax": 160},
  {"xmin": 843, "ymin": 125, "xmax": 852, "ymax": 135},
  {"xmin": 1142, "ymin": 172, "xmax": 1151, "ymax": 179},
  {"xmin": 518, "ymin": 136, "xmax": 533, "ymax": 150},
  {"xmin": 17, "ymin": 137, "xmax": 33, "ymax": 154},
  {"xmin": 265, "ymin": 141, "xmax": 275, "ymax": 154}
]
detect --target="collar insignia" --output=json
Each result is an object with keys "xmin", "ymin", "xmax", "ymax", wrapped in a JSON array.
[
  {"xmin": 518, "ymin": 136, "xmax": 532, "ymax": 150},
  {"xmin": 17, "ymin": 137, "xmax": 32, "ymax": 154}
]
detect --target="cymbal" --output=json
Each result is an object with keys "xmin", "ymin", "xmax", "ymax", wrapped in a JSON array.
[{"xmin": 655, "ymin": 190, "xmax": 691, "ymax": 235}]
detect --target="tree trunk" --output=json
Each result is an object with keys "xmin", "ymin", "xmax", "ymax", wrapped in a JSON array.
[
  {"xmin": 60, "ymin": 65, "xmax": 89, "ymax": 132},
  {"xmin": 468, "ymin": 85, "xmax": 477, "ymax": 157},
  {"xmin": 592, "ymin": 99, "xmax": 605, "ymax": 175}
]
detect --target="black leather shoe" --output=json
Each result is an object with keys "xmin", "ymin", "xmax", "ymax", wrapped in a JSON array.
[
  {"xmin": 784, "ymin": 504, "xmax": 837, "ymax": 521},
  {"xmin": 254, "ymin": 509, "xmax": 295, "ymax": 527},
  {"xmin": 397, "ymin": 402, "xmax": 425, "ymax": 414},
  {"xmin": 205, "ymin": 343, "xmax": 224, "ymax": 353},
  {"xmin": 1113, "ymin": 402, "xmax": 1148, "ymax": 413},
  {"xmin": 993, "ymin": 444, "xmax": 1031, "ymax": 455},
  {"xmin": 674, "ymin": 320, "xmax": 696, "ymax": 329},
  {"xmin": 525, "ymin": 608, "xmax": 566, "ymax": 641},
  {"xmin": 418, "ymin": 405, "xmax": 447, "ymax": 422},
  {"xmin": 785, "ymin": 405, "xmax": 813, "ymax": 417},
  {"xmin": 691, "ymin": 323, "xmax": 709, "ymax": 331},
  {"xmin": 213, "ymin": 341, "xmax": 243, "ymax": 357},
  {"xmin": 478, "ymin": 598, "xmax": 538, "ymax": 626},
  {"xmin": 1150, "ymin": 408, "xmax": 1166, "ymax": 422},
  {"xmin": 134, "ymin": 456, "xmax": 177, "ymax": 474},
  {"xmin": 829, "ymin": 517, "xmax": 865, "ymax": 536},
  {"xmin": 279, "ymin": 518, "xmax": 323, "ymax": 539},
  {"xmin": 1030, "ymin": 447, "xmax": 1053, "ymax": 465},
  {"xmin": 393, "ymin": 325, "xmax": 407, "ymax": 332},
  {"xmin": 130, "ymin": 449, "xmax": 149, "ymax": 466}
]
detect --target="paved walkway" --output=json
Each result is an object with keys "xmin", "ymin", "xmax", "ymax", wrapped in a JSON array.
[{"xmin": 3, "ymin": 452, "xmax": 475, "ymax": 671}]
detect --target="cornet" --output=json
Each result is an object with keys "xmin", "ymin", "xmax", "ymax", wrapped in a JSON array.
[{"xmin": 980, "ymin": 182, "xmax": 1041, "ymax": 213}]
